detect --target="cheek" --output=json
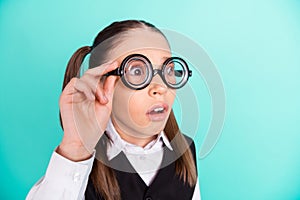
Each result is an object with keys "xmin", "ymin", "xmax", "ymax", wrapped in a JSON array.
[
  {"xmin": 112, "ymin": 82, "xmax": 149, "ymax": 127},
  {"xmin": 167, "ymin": 89, "xmax": 176, "ymax": 104},
  {"xmin": 112, "ymin": 81, "xmax": 130, "ymax": 119},
  {"xmin": 128, "ymin": 93, "xmax": 150, "ymax": 127}
]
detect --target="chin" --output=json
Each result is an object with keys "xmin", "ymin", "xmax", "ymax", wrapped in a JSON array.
[{"xmin": 141, "ymin": 120, "xmax": 167, "ymax": 135}]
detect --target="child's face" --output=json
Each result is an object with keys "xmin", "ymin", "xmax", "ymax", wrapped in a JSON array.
[{"xmin": 108, "ymin": 29, "xmax": 175, "ymax": 140}]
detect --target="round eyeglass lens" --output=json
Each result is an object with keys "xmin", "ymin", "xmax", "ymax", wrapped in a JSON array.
[
  {"xmin": 164, "ymin": 58, "xmax": 187, "ymax": 88},
  {"xmin": 123, "ymin": 57, "xmax": 151, "ymax": 88}
]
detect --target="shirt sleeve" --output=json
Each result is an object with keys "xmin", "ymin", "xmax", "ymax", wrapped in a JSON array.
[
  {"xmin": 192, "ymin": 179, "xmax": 201, "ymax": 200},
  {"xmin": 26, "ymin": 148, "xmax": 95, "ymax": 200}
]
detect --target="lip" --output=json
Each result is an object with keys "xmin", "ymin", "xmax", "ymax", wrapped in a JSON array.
[{"xmin": 146, "ymin": 103, "xmax": 169, "ymax": 121}]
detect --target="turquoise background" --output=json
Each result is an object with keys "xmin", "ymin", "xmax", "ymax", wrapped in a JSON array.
[{"xmin": 1, "ymin": 0, "xmax": 300, "ymax": 199}]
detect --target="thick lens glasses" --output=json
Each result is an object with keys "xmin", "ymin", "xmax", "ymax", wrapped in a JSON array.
[{"xmin": 105, "ymin": 54, "xmax": 192, "ymax": 90}]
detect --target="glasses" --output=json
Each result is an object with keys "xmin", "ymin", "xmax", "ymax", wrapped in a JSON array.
[{"xmin": 105, "ymin": 54, "xmax": 192, "ymax": 90}]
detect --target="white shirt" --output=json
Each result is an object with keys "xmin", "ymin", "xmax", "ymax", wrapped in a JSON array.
[{"xmin": 26, "ymin": 119, "xmax": 201, "ymax": 200}]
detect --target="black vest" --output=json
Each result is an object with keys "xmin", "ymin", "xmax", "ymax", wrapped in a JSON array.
[{"xmin": 85, "ymin": 135, "xmax": 197, "ymax": 200}]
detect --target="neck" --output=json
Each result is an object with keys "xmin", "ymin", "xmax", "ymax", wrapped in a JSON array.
[{"xmin": 111, "ymin": 118, "xmax": 157, "ymax": 148}]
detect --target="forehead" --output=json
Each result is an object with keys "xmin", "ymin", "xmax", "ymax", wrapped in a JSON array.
[{"xmin": 109, "ymin": 29, "xmax": 171, "ymax": 63}]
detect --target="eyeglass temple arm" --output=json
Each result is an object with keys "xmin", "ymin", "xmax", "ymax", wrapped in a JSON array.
[
  {"xmin": 175, "ymin": 70, "xmax": 192, "ymax": 77},
  {"xmin": 105, "ymin": 68, "xmax": 121, "ymax": 76}
]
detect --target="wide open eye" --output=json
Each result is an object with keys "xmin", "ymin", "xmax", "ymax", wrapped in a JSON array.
[
  {"xmin": 164, "ymin": 61, "xmax": 179, "ymax": 85},
  {"xmin": 165, "ymin": 64, "xmax": 175, "ymax": 76},
  {"xmin": 124, "ymin": 59, "xmax": 149, "ymax": 85},
  {"xmin": 163, "ymin": 57, "xmax": 190, "ymax": 89},
  {"xmin": 128, "ymin": 65, "xmax": 145, "ymax": 76}
]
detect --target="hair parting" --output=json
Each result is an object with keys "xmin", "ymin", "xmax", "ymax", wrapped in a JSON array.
[{"xmin": 59, "ymin": 46, "xmax": 91, "ymax": 129}]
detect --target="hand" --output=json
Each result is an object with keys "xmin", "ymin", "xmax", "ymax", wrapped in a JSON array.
[{"xmin": 57, "ymin": 61, "xmax": 118, "ymax": 161}]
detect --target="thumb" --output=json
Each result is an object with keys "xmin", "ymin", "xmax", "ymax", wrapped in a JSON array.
[{"xmin": 104, "ymin": 75, "xmax": 118, "ymax": 100}]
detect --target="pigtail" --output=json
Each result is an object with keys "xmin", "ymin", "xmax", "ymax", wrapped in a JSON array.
[
  {"xmin": 59, "ymin": 46, "xmax": 91, "ymax": 130},
  {"xmin": 89, "ymin": 135, "xmax": 121, "ymax": 200},
  {"xmin": 164, "ymin": 110, "xmax": 198, "ymax": 187},
  {"xmin": 62, "ymin": 46, "xmax": 92, "ymax": 90}
]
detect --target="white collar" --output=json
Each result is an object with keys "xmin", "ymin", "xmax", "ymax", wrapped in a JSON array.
[{"xmin": 105, "ymin": 118, "xmax": 173, "ymax": 161}]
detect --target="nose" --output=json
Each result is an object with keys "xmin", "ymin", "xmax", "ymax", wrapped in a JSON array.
[
  {"xmin": 148, "ymin": 75, "xmax": 168, "ymax": 97},
  {"xmin": 149, "ymin": 83, "xmax": 168, "ymax": 97}
]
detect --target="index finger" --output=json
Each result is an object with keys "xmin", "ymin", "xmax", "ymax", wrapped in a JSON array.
[{"xmin": 85, "ymin": 61, "xmax": 119, "ymax": 77}]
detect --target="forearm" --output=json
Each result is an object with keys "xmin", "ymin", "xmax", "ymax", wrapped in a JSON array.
[{"xmin": 26, "ymin": 148, "xmax": 95, "ymax": 200}]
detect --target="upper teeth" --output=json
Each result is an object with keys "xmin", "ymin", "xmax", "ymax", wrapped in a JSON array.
[{"xmin": 154, "ymin": 107, "xmax": 164, "ymax": 112}]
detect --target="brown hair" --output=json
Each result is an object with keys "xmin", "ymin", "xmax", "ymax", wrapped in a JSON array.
[{"xmin": 60, "ymin": 20, "xmax": 197, "ymax": 200}]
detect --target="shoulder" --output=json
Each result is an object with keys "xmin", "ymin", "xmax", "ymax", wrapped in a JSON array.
[
  {"xmin": 182, "ymin": 133, "xmax": 194, "ymax": 144},
  {"xmin": 182, "ymin": 133, "xmax": 196, "ymax": 152}
]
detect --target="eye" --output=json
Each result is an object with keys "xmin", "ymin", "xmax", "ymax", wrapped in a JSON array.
[
  {"xmin": 166, "ymin": 65, "xmax": 175, "ymax": 76},
  {"xmin": 128, "ymin": 65, "xmax": 145, "ymax": 76}
]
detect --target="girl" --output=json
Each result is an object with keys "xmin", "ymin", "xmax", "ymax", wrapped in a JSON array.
[{"xmin": 26, "ymin": 20, "xmax": 200, "ymax": 200}]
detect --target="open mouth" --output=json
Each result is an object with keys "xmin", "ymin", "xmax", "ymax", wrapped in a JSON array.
[{"xmin": 146, "ymin": 104, "xmax": 169, "ymax": 121}]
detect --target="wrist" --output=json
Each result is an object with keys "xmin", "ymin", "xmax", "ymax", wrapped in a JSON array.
[{"xmin": 56, "ymin": 142, "xmax": 93, "ymax": 162}]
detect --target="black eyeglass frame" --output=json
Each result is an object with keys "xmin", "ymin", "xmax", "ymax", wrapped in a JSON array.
[{"xmin": 105, "ymin": 53, "xmax": 192, "ymax": 90}]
